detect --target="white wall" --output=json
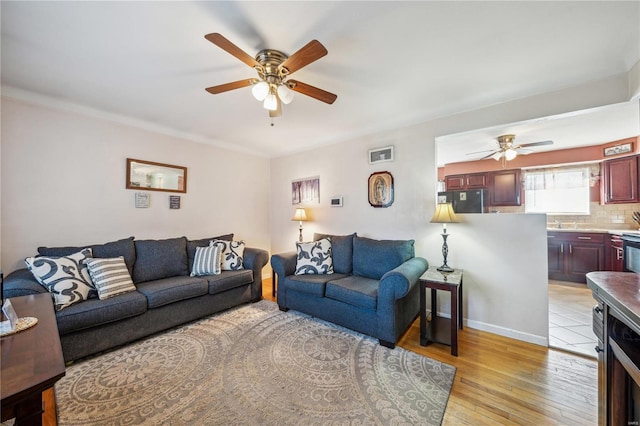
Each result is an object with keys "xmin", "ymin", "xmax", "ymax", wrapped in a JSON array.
[
  {"xmin": 1, "ymin": 97, "xmax": 271, "ymax": 273},
  {"xmin": 270, "ymin": 73, "xmax": 633, "ymax": 345}
]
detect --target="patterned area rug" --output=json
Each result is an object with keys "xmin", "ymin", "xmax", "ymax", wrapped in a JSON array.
[{"xmin": 55, "ymin": 300, "xmax": 456, "ymax": 425}]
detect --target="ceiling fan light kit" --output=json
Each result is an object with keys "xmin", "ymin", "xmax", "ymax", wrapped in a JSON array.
[
  {"xmin": 468, "ymin": 133, "xmax": 554, "ymax": 167},
  {"xmin": 204, "ymin": 33, "xmax": 337, "ymax": 120}
]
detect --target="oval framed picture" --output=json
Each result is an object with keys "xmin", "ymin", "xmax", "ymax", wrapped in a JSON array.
[{"xmin": 368, "ymin": 171, "xmax": 394, "ymax": 208}]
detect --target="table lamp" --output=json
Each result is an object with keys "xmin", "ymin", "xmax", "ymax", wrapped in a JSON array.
[
  {"xmin": 430, "ymin": 203, "xmax": 458, "ymax": 272},
  {"xmin": 292, "ymin": 208, "xmax": 308, "ymax": 242}
]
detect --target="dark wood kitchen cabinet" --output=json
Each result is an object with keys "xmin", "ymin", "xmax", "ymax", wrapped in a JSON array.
[
  {"xmin": 489, "ymin": 169, "xmax": 521, "ymax": 206},
  {"xmin": 606, "ymin": 234, "xmax": 624, "ymax": 272},
  {"xmin": 444, "ymin": 172, "xmax": 488, "ymax": 190},
  {"xmin": 548, "ymin": 231, "xmax": 605, "ymax": 283},
  {"xmin": 602, "ymin": 154, "xmax": 638, "ymax": 204}
]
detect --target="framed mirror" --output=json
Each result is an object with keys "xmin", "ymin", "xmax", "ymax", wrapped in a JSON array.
[{"xmin": 126, "ymin": 158, "xmax": 187, "ymax": 193}]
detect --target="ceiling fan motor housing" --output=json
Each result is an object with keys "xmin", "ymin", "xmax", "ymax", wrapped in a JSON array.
[{"xmin": 255, "ymin": 49, "xmax": 288, "ymax": 85}]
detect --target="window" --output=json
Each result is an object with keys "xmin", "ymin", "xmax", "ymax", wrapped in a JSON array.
[{"xmin": 524, "ymin": 166, "xmax": 591, "ymax": 215}]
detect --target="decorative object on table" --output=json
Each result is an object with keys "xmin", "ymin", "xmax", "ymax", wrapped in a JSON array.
[
  {"xmin": 291, "ymin": 176, "xmax": 320, "ymax": 205},
  {"xmin": 330, "ymin": 196, "xmax": 343, "ymax": 207},
  {"xmin": 1, "ymin": 299, "xmax": 38, "ymax": 336},
  {"xmin": 368, "ymin": 171, "xmax": 394, "ymax": 208},
  {"xmin": 292, "ymin": 208, "xmax": 309, "ymax": 242},
  {"xmin": 134, "ymin": 192, "xmax": 150, "ymax": 208},
  {"xmin": 603, "ymin": 141, "xmax": 634, "ymax": 157},
  {"xmin": 126, "ymin": 158, "xmax": 187, "ymax": 193},
  {"xmin": 633, "ymin": 211, "xmax": 640, "ymax": 229},
  {"xmin": 368, "ymin": 146, "xmax": 394, "ymax": 164},
  {"xmin": 430, "ymin": 202, "xmax": 459, "ymax": 273},
  {"xmin": 169, "ymin": 195, "xmax": 181, "ymax": 209}
]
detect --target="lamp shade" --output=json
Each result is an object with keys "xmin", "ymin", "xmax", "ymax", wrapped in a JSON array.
[
  {"xmin": 292, "ymin": 208, "xmax": 308, "ymax": 222},
  {"xmin": 504, "ymin": 148, "xmax": 518, "ymax": 161},
  {"xmin": 277, "ymin": 84, "xmax": 295, "ymax": 104},
  {"xmin": 251, "ymin": 81, "xmax": 269, "ymax": 101},
  {"xmin": 430, "ymin": 203, "xmax": 458, "ymax": 224}
]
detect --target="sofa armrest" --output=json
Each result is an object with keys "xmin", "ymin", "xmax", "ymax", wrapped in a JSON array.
[
  {"xmin": 378, "ymin": 257, "xmax": 429, "ymax": 302},
  {"xmin": 270, "ymin": 251, "xmax": 297, "ymax": 279},
  {"xmin": 243, "ymin": 247, "xmax": 269, "ymax": 301},
  {"xmin": 3, "ymin": 268, "xmax": 48, "ymax": 299}
]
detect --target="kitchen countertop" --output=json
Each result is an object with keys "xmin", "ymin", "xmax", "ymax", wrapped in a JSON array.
[{"xmin": 547, "ymin": 228, "xmax": 640, "ymax": 235}]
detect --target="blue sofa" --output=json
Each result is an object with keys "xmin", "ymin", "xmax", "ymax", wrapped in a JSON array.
[
  {"xmin": 3, "ymin": 235, "xmax": 268, "ymax": 362},
  {"xmin": 270, "ymin": 233, "xmax": 428, "ymax": 348}
]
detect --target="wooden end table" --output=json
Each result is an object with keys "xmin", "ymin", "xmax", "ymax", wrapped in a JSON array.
[
  {"xmin": 419, "ymin": 266, "xmax": 463, "ymax": 356},
  {"xmin": 1, "ymin": 293, "xmax": 66, "ymax": 425}
]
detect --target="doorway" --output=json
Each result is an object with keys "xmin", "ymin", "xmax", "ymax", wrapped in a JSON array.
[{"xmin": 548, "ymin": 280, "xmax": 596, "ymax": 358}]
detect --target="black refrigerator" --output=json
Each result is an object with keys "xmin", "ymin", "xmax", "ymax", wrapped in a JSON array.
[{"xmin": 437, "ymin": 189, "xmax": 487, "ymax": 213}]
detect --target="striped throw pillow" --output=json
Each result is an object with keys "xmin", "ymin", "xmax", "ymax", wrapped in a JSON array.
[
  {"xmin": 190, "ymin": 245, "xmax": 222, "ymax": 277},
  {"xmin": 84, "ymin": 257, "xmax": 136, "ymax": 300}
]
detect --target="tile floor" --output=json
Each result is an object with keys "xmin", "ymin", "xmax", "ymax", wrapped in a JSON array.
[{"xmin": 548, "ymin": 280, "xmax": 597, "ymax": 358}]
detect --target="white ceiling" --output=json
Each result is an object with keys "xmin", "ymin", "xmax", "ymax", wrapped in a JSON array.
[{"xmin": 2, "ymin": 1, "xmax": 639, "ymax": 158}]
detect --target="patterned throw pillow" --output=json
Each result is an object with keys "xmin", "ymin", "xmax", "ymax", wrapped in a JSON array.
[
  {"xmin": 212, "ymin": 240, "xmax": 245, "ymax": 271},
  {"xmin": 83, "ymin": 257, "xmax": 137, "ymax": 300},
  {"xmin": 25, "ymin": 248, "xmax": 96, "ymax": 310},
  {"xmin": 295, "ymin": 238, "xmax": 334, "ymax": 275},
  {"xmin": 190, "ymin": 245, "xmax": 223, "ymax": 276}
]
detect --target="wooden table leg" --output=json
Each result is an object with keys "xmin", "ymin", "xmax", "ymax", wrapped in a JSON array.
[
  {"xmin": 451, "ymin": 284, "xmax": 458, "ymax": 356},
  {"xmin": 420, "ymin": 282, "xmax": 427, "ymax": 346},
  {"xmin": 272, "ymin": 272, "xmax": 277, "ymax": 299},
  {"xmin": 459, "ymin": 277, "xmax": 464, "ymax": 330}
]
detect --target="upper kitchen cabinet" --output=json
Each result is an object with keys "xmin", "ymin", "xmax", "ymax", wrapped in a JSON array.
[
  {"xmin": 602, "ymin": 155, "xmax": 638, "ymax": 204},
  {"xmin": 489, "ymin": 169, "xmax": 522, "ymax": 206},
  {"xmin": 445, "ymin": 172, "xmax": 488, "ymax": 190}
]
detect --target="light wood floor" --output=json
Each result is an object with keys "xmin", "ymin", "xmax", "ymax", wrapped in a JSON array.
[{"xmin": 41, "ymin": 278, "xmax": 598, "ymax": 425}]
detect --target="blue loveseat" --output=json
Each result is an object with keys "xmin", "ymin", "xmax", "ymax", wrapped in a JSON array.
[
  {"xmin": 3, "ymin": 234, "xmax": 268, "ymax": 362},
  {"xmin": 270, "ymin": 233, "xmax": 428, "ymax": 348}
]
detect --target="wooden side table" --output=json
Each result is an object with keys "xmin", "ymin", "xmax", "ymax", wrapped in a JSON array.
[{"xmin": 419, "ymin": 266, "xmax": 463, "ymax": 356}]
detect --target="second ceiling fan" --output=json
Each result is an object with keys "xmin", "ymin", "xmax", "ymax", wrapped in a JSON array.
[
  {"xmin": 467, "ymin": 134, "xmax": 554, "ymax": 166},
  {"xmin": 204, "ymin": 33, "xmax": 337, "ymax": 119}
]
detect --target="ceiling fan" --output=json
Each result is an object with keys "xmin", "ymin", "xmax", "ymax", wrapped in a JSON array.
[
  {"xmin": 204, "ymin": 33, "xmax": 337, "ymax": 119},
  {"xmin": 467, "ymin": 134, "xmax": 554, "ymax": 166}
]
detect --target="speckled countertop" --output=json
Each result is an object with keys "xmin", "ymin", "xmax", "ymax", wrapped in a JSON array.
[{"xmin": 546, "ymin": 228, "xmax": 640, "ymax": 235}]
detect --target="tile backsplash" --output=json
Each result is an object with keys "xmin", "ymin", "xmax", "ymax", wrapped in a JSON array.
[{"xmin": 496, "ymin": 202, "xmax": 640, "ymax": 230}]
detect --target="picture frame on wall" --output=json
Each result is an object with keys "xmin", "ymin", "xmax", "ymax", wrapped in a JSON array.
[
  {"xmin": 368, "ymin": 146, "xmax": 394, "ymax": 164},
  {"xmin": 603, "ymin": 142, "xmax": 633, "ymax": 157},
  {"xmin": 292, "ymin": 176, "xmax": 320, "ymax": 205},
  {"xmin": 368, "ymin": 171, "xmax": 394, "ymax": 208}
]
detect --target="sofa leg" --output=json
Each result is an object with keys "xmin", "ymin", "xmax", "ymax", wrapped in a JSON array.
[
  {"xmin": 379, "ymin": 339, "xmax": 395, "ymax": 349},
  {"xmin": 278, "ymin": 306, "xmax": 289, "ymax": 312}
]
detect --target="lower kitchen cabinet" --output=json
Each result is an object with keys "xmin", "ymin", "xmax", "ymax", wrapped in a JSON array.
[
  {"xmin": 548, "ymin": 231, "xmax": 605, "ymax": 283},
  {"xmin": 606, "ymin": 234, "xmax": 624, "ymax": 272}
]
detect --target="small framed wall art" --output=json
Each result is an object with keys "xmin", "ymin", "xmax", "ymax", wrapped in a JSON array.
[
  {"xmin": 169, "ymin": 195, "xmax": 181, "ymax": 209},
  {"xmin": 292, "ymin": 176, "xmax": 320, "ymax": 205},
  {"xmin": 603, "ymin": 141, "xmax": 633, "ymax": 157},
  {"xmin": 134, "ymin": 192, "xmax": 150, "ymax": 208},
  {"xmin": 368, "ymin": 171, "xmax": 394, "ymax": 208},
  {"xmin": 368, "ymin": 146, "xmax": 394, "ymax": 164}
]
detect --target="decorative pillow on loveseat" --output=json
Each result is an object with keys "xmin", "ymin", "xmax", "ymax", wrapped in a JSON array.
[
  {"xmin": 190, "ymin": 244, "xmax": 223, "ymax": 276},
  {"xmin": 352, "ymin": 236, "xmax": 415, "ymax": 280},
  {"xmin": 83, "ymin": 256, "xmax": 137, "ymax": 300},
  {"xmin": 25, "ymin": 248, "xmax": 96, "ymax": 310},
  {"xmin": 295, "ymin": 238, "xmax": 334, "ymax": 275},
  {"xmin": 212, "ymin": 240, "xmax": 245, "ymax": 270}
]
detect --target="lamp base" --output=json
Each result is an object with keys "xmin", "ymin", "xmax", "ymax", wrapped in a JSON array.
[{"xmin": 436, "ymin": 265, "xmax": 454, "ymax": 273}]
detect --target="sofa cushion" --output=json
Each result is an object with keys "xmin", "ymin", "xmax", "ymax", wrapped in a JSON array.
[
  {"xmin": 352, "ymin": 237, "xmax": 415, "ymax": 280},
  {"xmin": 295, "ymin": 238, "xmax": 333, "ymax": 275},
  {"xmin": 325, "ymin": 275, "xmax": 379, "ymax": 310},
  {"xmin": 25, "ymin": 248, "xmax": 97, "ymax": 311},
  {"xmin": 187, "ymin": 234, "xmax": 233, "ymax": 270},
  {"xmin": 135, "ymin": 276, "xmax": 208, "ymax": 309},
  {"xmin": 133, "ymin": 237, "xmax": 189, "ymax": 283},
  {"xmin": 83, "ymin": 257, "xmax": 137, "ymax": 300},
  {"xmin": 283, "ymin": 273, "xmax": 349, "ymax": 297},
  {"xmin": 55, "ymin": 290, "xmax": 148, "ymax": 335},
  {"xmin": 38, "ymin": 237, "xmax": 136, "ymax": 276},
  {"xmin": 190, "ymin": 244, "xmax": 222, "ymax": 277},
  {"xmin": 313, "ymin": 233, "xmax": 356, "ymax": 274},
  {"xmin": 212, "ymin": 240, "xmax": 245, "ymax": 270},
  {"xmin": 205, "ymin": 270, "xmax": 253, "ymax": 295}
]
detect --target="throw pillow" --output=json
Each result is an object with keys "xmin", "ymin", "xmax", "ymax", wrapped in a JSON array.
[
  {"xmin": 83, "ymin": 257, "xmax": 137, "ymax": 300},
  {"xmin": 313, "ymin": 233, "xmax": 356, "ymax": 274},
  {"xmin": 25, "ymin": 248, "xmax": 96, "ymax": 311},
  {"xmin": 190, "ymin": 245, "xmax": 223, "ymax": 276},
  {"xmin": 212, "ymin": 240, "xmax": 245, "ymax": 270},
  {"xmin": 295, "ymin": 238, "xmax": 334, "ymax": 275},
  {"xmin": 187, "ymin": 233, "xmax": 233, "ymax": 271}
]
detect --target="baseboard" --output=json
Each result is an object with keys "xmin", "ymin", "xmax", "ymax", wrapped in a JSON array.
[{"xmin": 464, "ymin": 318, "xmax": 548, "ymax": 347}]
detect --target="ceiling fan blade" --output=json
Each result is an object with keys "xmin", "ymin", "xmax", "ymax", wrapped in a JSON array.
[
  {"xmin": 205, "ymin": 79, "xmax": 255, "ymax": 94},
  {"xmin": 269, "ymin": 96, "xmax": 282, "ymax": 117},
  {"xmin": 480, "ymin": 150, "xmax": 499, "ymax": 160},
  {"xmin": 204, "ymin": 33, "xmax": 261, "ymax": 69},
  {"xmin": 466, "ymin": 148, "xmax": 496, "ymax": 155},
  {"xmin": 288, "ymin": 80, "xmax": 337, "ymax": 104},
  {"xmin": 518, "ymin": 140, "xmax": 554, "ymax": 148},
  {"xmin": 279, "ymin": 40, "xmax": 328, "ymax": 74}
]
